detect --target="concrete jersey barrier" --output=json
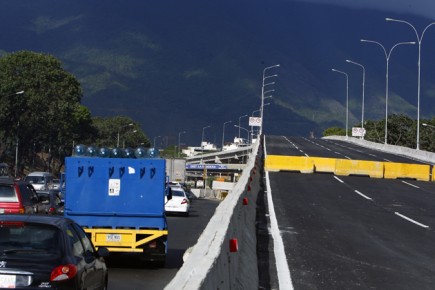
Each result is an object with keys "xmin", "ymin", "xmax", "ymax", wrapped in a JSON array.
[{"xmin": 165, "ymin": 139, "xmax": 261, "ymax": 289}]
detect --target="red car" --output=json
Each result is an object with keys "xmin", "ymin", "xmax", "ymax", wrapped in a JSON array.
[{"xmin": 0, "ymin": 178, "xmax": 42, "ymax": 214}]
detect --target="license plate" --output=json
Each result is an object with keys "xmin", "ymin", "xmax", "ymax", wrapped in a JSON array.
[
  {"xmin": 0, "ymin": 274, "xmax": 16, "ymax": 288},
  {"xmin": 106, "ymin": 234, "xmax": 122, "ymax": 242}
]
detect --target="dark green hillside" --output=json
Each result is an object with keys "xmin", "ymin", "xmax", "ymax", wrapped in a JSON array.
[{"xmin": 1, "ymin": 0, "xmax": 434, "ymax": 145}]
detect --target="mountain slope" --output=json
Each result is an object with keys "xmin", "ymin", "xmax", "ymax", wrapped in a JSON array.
[{"xmin": 1, "ymin": 0, "xmax": 434, "ymax": 145}]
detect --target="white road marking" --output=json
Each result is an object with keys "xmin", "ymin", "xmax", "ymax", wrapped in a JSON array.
[
  {"xmin": 401, "ymin": 181, "xmax": 420, "ymax": 189},
  {"xmin": 344, "ymin": 155, "xmax": 351, "ymax": 160},
  {"xmin": 354, "ymin": 190, "xmax": 373, "ymax": 200},
  {"xmin": 265, "ymin": 136, "xmax": 294, "ymax": 289},
  {"xmin": 265, "ymin": 171, "xmax": 294, "ymax": 289},
  {"xmin": 384, "ymin": 159, "xmax": 392, "ymax": 162},
  {"xmin": 394, "ymin": 212, "xmax": 429, "ymax": 229},
  {"xmin": 333, "ymin": 176, "xmax": 344, "ymax": 183}
]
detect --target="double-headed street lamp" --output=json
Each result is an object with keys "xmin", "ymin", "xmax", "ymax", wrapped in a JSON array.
[
  {"xmin": 331, "ymin": 69, "xmax": 349, "ymax": 138},
  {"xmin": 386, "ymin": 18, "xmax": 435, "ymax": 150},
  {"xmin": 117, "ymin": 123, "xmax": 133, "ymax": 147},
  {"xmin": 346, "ymin": 59, "xmax": 366, "ymax": 134},
  {"xmin": 361, "ymin": 39, "xmax": 415, "ymax": 144},
  {"xmin": 178, "ymin": 131, "xmax": 186, "ymax": 157},
  {"xmin": 222, "ymin": 121, "xmax": 232, "ymax": 151},
  {"xmin": 261, "ymin": 64, "xmax": 280, "ymax": 134}
]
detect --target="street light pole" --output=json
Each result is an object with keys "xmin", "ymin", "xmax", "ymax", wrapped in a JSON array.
[
  {"xmin": 117, "ymin": 123, "xmax": 133, "ymax": 147},
  {"xmin": 153, "ymin": 135, "xmax": 161, "ymax": 149},
  {"xmin": 201, "ymin": 125, "xmax": 211, "ymax": 155},
  {"xmin": 386, "ymin": 18, "xmax": 435, "ymax": 150},
  {"xmin": 346, "ymin": 60, "xmax": 366, "ymax": 136},
  {"xmin": 222, "ymin": 121, "xmax": 232, "ymax": 151},
  {"xmin": 331, "ymin": 68, "xmax": 349, "ymax": 138},
  {"xmin": 260, "ymin": 64, "xmax": 280, "ymax": 135},
  {"xmin": 238, "ymin": 115, "xmax": 248, "ymax": 138},
  {"xmin": 7, "ymin": 91, "xmax": 25, "ymax": 178},
  {"xmin": 234, "ymin": 125, "xmax": 250, "ymax": 143},
  {"xmin": 361, "ymin": 39, "xmax": 415, "ymax": 144},
  {"xmin": 15, "ymin": 121, "xmax": 19, "ymax": 178},
  {"xmin": 178, "ymin": 131, "xmax": 186, "ymax": 157}
]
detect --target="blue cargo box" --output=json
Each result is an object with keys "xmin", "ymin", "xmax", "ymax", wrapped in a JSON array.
[{"xmin": 64, "ymin": 157, "xmax": 167, "ymax": 230}]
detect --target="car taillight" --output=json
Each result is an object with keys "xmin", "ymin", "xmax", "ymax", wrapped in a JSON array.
[
  {"xmin": 18, "ymin": 207, "xmax": 25, "ymax": 214},
  {"xmin": 181, "ymin": 198, "xmax": 188, "ymax": 204},
  {"xmin": 48, "ymin": 207, "xmax": 56, "ymax": 214},
  {"xmin": 50, "ymin": 264, "xmax": 78, "ymax": 281},
  {"xmin": 148, "ymin": 241, "xmax": 157, "ymax": 249}
]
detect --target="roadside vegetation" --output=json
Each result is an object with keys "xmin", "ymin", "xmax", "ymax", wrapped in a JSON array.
[
  {"xmin": 323, "ymin": 114, "xmax": 435, "ymax": 152},
  {"xmin": 0, "ymin": 51, "xmax": 150, "ymax": 177}
]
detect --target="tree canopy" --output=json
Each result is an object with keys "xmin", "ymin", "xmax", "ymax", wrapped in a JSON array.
[{"xmin": 0, "ymin": 50, "xmax": 149, "ymax": 176}]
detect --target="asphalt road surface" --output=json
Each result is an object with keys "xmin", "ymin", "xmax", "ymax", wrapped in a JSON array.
[
  {"xmin": 261, "ymin": 135, "xmax": 435, "ymax": 289},
  {"xmin": 106, "ymin": 198, "xmax": 221, "ymax": 290},
  {"xmin": 266, "ymin": 135, "xmax": 426, "ymax": 163}
]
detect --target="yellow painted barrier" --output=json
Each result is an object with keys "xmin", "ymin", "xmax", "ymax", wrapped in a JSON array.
[
  {"xmin": 310, "ymin": 157, "xmax": 336, "ymax": 173},
  {"xmin": 265, "ymin": 153, "xmax": 433, "ymax": 182},
  {"xmin": 335, "ymin": 159, "xmax": 384, "ymax": 178},
  {"xmin": 265, "ymin": 155, "xmax": 314, "ymax": 173},
  {"xmin": 384, "ymin": 162, "xmax": 430, "ymax": 181}
]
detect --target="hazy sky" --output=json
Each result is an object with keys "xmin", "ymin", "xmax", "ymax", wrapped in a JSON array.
[{"xmin": 294, "ymin": 0, "xmax": 435, "ymax": 19}]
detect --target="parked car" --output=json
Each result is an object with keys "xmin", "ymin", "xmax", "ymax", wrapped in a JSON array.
[
  {"xmin": 0, "ymin": 179, "xmax": 45, "ymax": 214},
  {"xmin": 24, "ymin": 172, "xmax": 55, "ymax": 191},
  {"xmin": 165, "ymin": 187, "xmax": 190, "ymax": 216},
  {"xmin": 0, "ymin": 214, "xmax": 109, "ymax": 289}
]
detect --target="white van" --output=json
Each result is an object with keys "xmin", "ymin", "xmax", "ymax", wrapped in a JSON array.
[{"xmin": 24, "ymin": 172, "xmax": 55, "ymax": 191}]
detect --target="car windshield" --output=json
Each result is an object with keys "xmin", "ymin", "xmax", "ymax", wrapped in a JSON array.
[
  {"xmin": 0, "ymin": 184, "xmax": 18, "ymax": 202},
  {"xmin": 0, "ymin": 222, "xmax": 62, "ymax": 256}
]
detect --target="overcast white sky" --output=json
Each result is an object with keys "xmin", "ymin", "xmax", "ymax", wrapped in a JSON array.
[{"xmin": 294, "ymin": 0, "xmax": 435, "ymax": 19}]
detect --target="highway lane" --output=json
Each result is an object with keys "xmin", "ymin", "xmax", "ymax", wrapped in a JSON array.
[
  {"xmin": 262, "ymin": 135, "xmax": 435, "ymax": 289},
  {"xmin": 266, "ymin": 135, "xmax": 426, "ymax": 164},
  {"xmin": 106, "ymin": 198, "xmax": 221, "ymax": 290},
  {"xmin": 268, "ymin": 172, "xmax": 435, "ymax": 289}
]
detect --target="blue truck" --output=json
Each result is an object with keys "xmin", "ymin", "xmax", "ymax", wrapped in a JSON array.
[{"xmin": 63, "ymin": 156, "xmax": 169, "ymax": 265}]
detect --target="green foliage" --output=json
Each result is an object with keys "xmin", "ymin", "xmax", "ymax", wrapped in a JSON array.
[
  {"xmin": 323, "ymin": 114, "xmax": 435, "ymax": 152},
  {"xmin": 322, "ymin": 127, "xmax": 346, "ymax": 136},
  {"xmin": 91, "ymin": 116, "xmax": 150, "ymax": 148},
  {"xmin": 0, "ymin": 50, "xmax": 88, "ymax": 174},
  {"xmin": 160, "ymin": 145, "xmax": 178, "ymax": 158}
]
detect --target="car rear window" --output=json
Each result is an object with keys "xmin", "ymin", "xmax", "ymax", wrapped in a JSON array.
[
  {"xmin": 24, "ymin": 176, "xmax": 45, "ymax": 184},
  {"xmin": 0, "ymin": 184, "xmax": 18, "ymax": 202},
  {"xmin": 171, "ymin": 189, "xmax": 185, "ymax": 197},
  {"xmin": 0, "ymin": 222, "xmax": 61, "ymax": 255}
]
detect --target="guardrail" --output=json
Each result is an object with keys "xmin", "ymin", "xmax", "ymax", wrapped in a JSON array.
[{"xmin": 165, "ymin": 139, "xmax": 261, "ymax": 289}]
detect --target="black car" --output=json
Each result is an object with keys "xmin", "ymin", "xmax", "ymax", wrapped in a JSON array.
[{"xmin": 0, "ymin": 214, "xmax": 109, "ymax": 289}]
